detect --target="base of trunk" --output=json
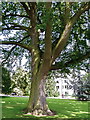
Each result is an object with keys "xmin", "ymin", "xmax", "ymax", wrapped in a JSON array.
[
  {"xmin": 23, "ymin": 108, "xmax": 56, "ymax": 116},
  {"xmin": 23, "ymin": 76, "xmax": 56, "ymax": 116}
]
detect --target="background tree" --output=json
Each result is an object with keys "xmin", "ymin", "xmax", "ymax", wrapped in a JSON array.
[
  {"xmin": 45, "ymin": 74, "xmax": 59, "ymax": 97},
  {"xmin": 11, "ymin": 67, "xmax": 31, "ymax": 96},
  {"xmin": 11, "ymin": 67, "xmax": 58, "ymax": 97},
  {"xmin": 81, "ymin": 73, "xmax": 90, "ymax": 95},
  {"xmin": 1, "ymin": 2, "xmax": 90, "ymax": 115},
  {"xmin": 2, "ymin": 67, "xmax": 11, "ymax": 94}
]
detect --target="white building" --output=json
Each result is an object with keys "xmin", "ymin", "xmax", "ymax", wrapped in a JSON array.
[{"xmin": 55, "ymin": 77, "xmax": 74, "ymax": 98}]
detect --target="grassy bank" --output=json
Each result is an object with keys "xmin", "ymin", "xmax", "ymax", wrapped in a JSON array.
[{"xmin": 1, "ymin": 96, "xmax": 90, "ymax": 119}]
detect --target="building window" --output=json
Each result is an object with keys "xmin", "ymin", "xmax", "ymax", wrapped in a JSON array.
[
  {"xmin": 56, "ymin": 81, "xmax": 59, "ymax": 83},
  {"xmin": 65, "ymin": 92, "xmax": 68, "ymax": 96},
  {"xmin": 64, "ymin": 80, "xmax": 67, "ymax": 83},
  {"xmin": 56, "ymin": 86, "xmax": 59, "ymax": 90},
  {"xmin": 69, "ymin": 85, "xmax": 72, "ymax": 89},
  {"xmin": 65, "ymin": 85, "xmax": 67, "ymax": 89},
  {"xmin": 65, "ymin": 85, "xmax": 69, "ymax": 89}
]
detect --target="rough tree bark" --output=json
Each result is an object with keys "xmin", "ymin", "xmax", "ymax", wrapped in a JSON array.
[
  {"xmin": 26, "ymin": 75, "xmax": 53, "ymax": 116},
  {"xmin": 23, "ymin": 2, "xmax": 54, "ymax": 116}
]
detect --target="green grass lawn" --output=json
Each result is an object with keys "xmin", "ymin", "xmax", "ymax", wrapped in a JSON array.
[{"xmin": 0, "ymin": 96, "xmax": 90, "ymax": 120}]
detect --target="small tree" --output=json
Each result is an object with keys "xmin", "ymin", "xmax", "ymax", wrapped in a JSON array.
[
  {"xmin": 45, "ymin": 76, "xmax": 59, "ymax": 97},
  {"xmin": 11, "ymin": 67, "xmax": 30, "ymax": 95},
  {"xmin": 2, "ymin": 67, "xmax": 11, "ymax": 94},
  {"xmin": 82, "ymin": 73, "xmax": 90, "ymax": 95}
]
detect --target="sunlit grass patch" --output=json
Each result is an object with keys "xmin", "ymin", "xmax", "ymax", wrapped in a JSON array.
[{"xmin": 1, "ymin": 96, "xmax": 90, "ymax": 119}]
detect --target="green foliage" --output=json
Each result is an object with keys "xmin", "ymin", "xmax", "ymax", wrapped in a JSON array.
[
  {"xmin": 1, "ymin": 2, "xmax": 90, "ymax": 73},
  {"xmin": 82, "ymin": 73, "xmax": 90, "ymax": 81},
  {"xmin": 45, "ymin": 77, "xmax": 59, "ymax": 97},
  {"xmin": 81, "ymin": 73, "xmax": 90, "ymax": 95},
  {"xmin": 2, "ymin": 67, "xmax": 11, "ymax": 94},
  {"xmin": 11, "ymin": 68, "xmax": 59, "ymax": 97},
  {"xmin": 11, "ymin": 67, "xmax": 31, "ymax": 95}
]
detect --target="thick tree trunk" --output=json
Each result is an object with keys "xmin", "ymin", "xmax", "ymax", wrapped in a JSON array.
[{"xmin": 25, "ymin": 75, "xmax": 54, "ymax": 116}]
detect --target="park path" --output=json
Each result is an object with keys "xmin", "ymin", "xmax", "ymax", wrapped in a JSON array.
[{"xmin": 0, "ymin": 94, "xmax": 75, "ymax": 99}]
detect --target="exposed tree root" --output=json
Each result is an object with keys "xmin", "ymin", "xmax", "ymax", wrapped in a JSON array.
[{"xmin": 23, "ymin": 108, "xmax": 56, "ymax": 117}]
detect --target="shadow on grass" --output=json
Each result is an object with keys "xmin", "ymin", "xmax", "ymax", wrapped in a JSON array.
[
  {"xmin": 0, "ymin": 96, "xmax": 11, "ymax": 98},
  {"xmin": 2, "ymin": 98, "xmax": 89, "ymax": 119},
  {"xmin": 47, "ymin": 99, "xmax": 89, "ymax": 118}
]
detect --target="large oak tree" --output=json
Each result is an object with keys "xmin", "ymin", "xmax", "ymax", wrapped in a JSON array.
[{"xmin": 1, "ymin": 2, "xmax": 90, "ymax": 115}]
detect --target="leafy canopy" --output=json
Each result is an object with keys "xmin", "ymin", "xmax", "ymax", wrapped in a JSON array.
[{"xmin": 1, "ymin": 2, "xmax": 90, "ymax": 74}]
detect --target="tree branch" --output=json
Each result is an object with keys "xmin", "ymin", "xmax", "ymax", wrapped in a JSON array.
[
  {"xmin": 52, "ymin": 21, "xmax": 72, "ymax": 61},
  {"xmin": 44, "ymin": 2, "xmax": 52, "ymax": 61},
  {"xmin": 20, "ymin": 2, "xmax": 31, "ymax": 19},
  {"xmin": 2, "ymin": 23, "xmax": 32, "ymax": 36},
  {"xmin": 0, "ymin": 41, "xmax": 32, "ymax": 52},
  {"xmin": 51, "ymin": 51, "xmax": 90, "ymax": 70},
  {"xmin": 52, "ymin": 3, "xmax": 90, "ymax": 62},
  {"xmin": 1, "ymin": 45, "xmax": 16, "ymax": 65},
  {"xmin": 27, "ymin": 2, "xmax": 31, "ymax": 9},
  {"xmin": 1, "ymin": 35, "xmax": 30, "ymax": 65},
  {"xmin": 64, "ymin": 2, "xmax": 71, "ymax": 24},
  {"xmin": 2, "ymin": 23, "xmax": 30, "ymax": 31},
  {"xmin": 30, "ymin": 2, "xmax": 38, "ymax": 46},
  {"xmin": 38, "ymin": 3, "xmax": 52, "ymax": 76},
  {"xmin": 3, "ymin": 13, "xmax": 30, "ymax": 18},
  {"xmin": 71, "ymin": 3, "xmax": 90, "ymax": 25}
]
